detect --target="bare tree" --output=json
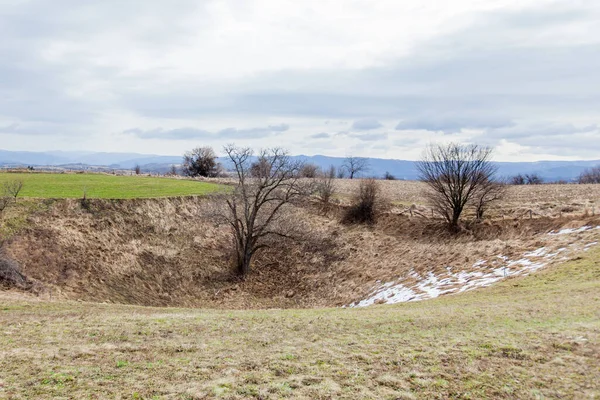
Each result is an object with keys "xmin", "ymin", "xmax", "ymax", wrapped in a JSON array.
[
  {"xmin": 417, "ymin": 143, "xmax": 498, "ymax": 231},
  {"xmin": 183, "ymin": 146, "xmax": 220, "ymax": 177},
  {"xmin": 217, "ymin": 145, "xmax": 310, "ymax": 277},
  {"xmin": 511, "ymin": 174, "xmax": 526, "ymax": 185},
  {"xmin": 3, "ymin": 180, "xmax": 23, "ymax": 202},
  {"xmin": 299, "ymin": 163, "xmax": 319, "ymax": 178},
  {"xmin": 336, "ymin": 166, "xmax": 346, "ymax": 179},
  {"xmin": 169, "ymin": 164, "xmax": 179, "ymax": 176},
  {"xmin": 133, "ymin": 164, "xmax": 141, "ymax": 175},
  {"xmin": 342, "ymin": 156, "xmax": 369, "ymax": 179},
  {"xmin": 525, "ymin": 173, "xmax": 543, "ymax": 185},
  {"xmin": 384, "ymin": 171, "xmax": 396, "ymax": 180},
  {"xmin": 578, "ymin": 166, "xmax": 600, "ymax": 184},
  {"xmin": 472, "ymin": 177, "xmax": 506, "ymax": 220}
]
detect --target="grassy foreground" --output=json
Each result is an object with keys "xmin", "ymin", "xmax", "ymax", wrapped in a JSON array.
[
  {"xmin": 1, "ymin": 249, "xmax": 599, "ymax": 399},
  {"xmin": 0, "ymin": 173, "xmax": 224, "ymax": 199}
]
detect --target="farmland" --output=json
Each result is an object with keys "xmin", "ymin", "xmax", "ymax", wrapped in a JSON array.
[{"xmin": 0, "ymin": 172, "xmax": 225, "ymax": 199}]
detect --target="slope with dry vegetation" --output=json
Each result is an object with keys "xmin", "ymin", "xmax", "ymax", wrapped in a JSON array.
[{"xmin": 1, "ymin": 179, "xmax": 599, "ymax": 309}]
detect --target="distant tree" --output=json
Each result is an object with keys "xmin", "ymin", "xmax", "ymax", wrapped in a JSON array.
[
  {"xmin": 133, "ymin": 164, "xmax": 141, "ymax": 175},
  {"xmin": 525, "ymin": 173, "xmax": 543, "ymax": 185},
  {"xmin": 383, "ymin": 171, "xmax": 396, "ymax": 180},
  {"xmin": 216, "ymin": 145, "xmax": 311, "ymax": 276},
  {"xmin": 336, "ymin": 166, "xmax": 346, "ymax": 179},
  {"xmin": 183, "ymin": 146, "xmax": 219, "ymax": 177},
  {"xmin": 299, "ymin": 163, "xmax": 319, "ymax": 178},
  {"xmin": 417, "ymin": 143, "xmax": 498, "ymax": 231},
  {"xmin": 578, "ymin": 166, "xmax": 600, "ymax": 184},
  {"xmin": 342, "ymin": 156, "xmax": 369, "ymax": 179},
  {"xmin": 169, "ymin": 164, "xmax": 178, "ymax": 176},
  {"xmin": 510, "ymin": 174, "xmax": 525, "ymax": 185}
]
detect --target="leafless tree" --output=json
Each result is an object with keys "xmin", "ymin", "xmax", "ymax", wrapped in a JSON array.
[
  {"xmin": 4, "ymin": 180, "xmax": 23, "ymax": 202},
  {"xmin": 511, "ymin": 174, "xmax": 526, "ymax": 185},
  {"xmin": 384, "ymin": 171, "xmax": 396, "ymax": 180},
  {"xmin": 472, "ymin": 177, "xmax": 506, "ymax": 220},
  {"xmin": 416, "ymin": 143, "xmax": 498, "ymax": 231},
  {"xmin": 133, "ymin": 164, "xmax": 141, "ymax": 175},
  {"xmin": 342, "ymin": 156, "xmax": 369, "ymax": 179},
  {"xmin": 578, "ymin": 166, "xmax": 600, "ymax": 184},
  {"xmin": 299, "ymin": 163, "xmax": 319, "ymax": 178},
  {"xmin": 216, "ymin": 145, "xmax": 311, "ymax": 277},
  {"xmin": 315, "ymin": 166, "xmax": 336, "ymax": 212},
  {"xmin": 336, "ymin": 166, "xmax": 346, "ymax": 179},
  {"xmin": 169, "ymin": 164, "xmax": 179, "ymax": 176},
  {"xmin": 183, "ymin": 146, "xmax": 220, "ymax": 177},
  {"xmin": 525, "ymin": 173, "xmax": 543, "ymax": 185}
]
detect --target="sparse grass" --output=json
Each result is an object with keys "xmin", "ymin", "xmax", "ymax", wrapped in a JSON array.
[
  {"xmin": 0, "ymin": 173, "xmax": 226, "ymax": 199},
  {"xmin": 1, "ymin": 247, "xmax": 598, "ymax": 399}
]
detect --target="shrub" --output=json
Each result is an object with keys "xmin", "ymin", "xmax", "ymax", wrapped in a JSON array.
[
  {"xmin": 300, "ymin": 163, "xmax": 319, "ymax": 178},
  {"xmin": 578, "ymin": 166, "xmax": 600, "ymax": 184},
  {"xmin": 315, "ymin": 166, "xmax": 336, "ymax": 212},
  {"xmin": 342, "ymin": 179, "xmax": 380, "ymax": 225}
]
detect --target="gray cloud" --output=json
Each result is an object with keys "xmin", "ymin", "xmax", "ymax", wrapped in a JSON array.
[
  {"xmin": 351, "ymin": 118, "xmax": 383, "ymax": 131},
  {"xmin": 395, "ymin": 115, "xmax": 515, "ymax": 133},
  {"xmin": 1, "ymin": 2, "xmax": 599, "ymax": 159},
  {"xmin": 124, "ymin": 124, "xmax": 290, "ymax": 140},
  {"xmin": 310, "ymin": 132, "xmax": 331, "ymax": 139}
]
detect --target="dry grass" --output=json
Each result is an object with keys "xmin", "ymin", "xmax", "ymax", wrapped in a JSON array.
[
  {"xmin": 0, "ymin": 246, "xmax": 599, "ymax": 399},
  {"xmin": 1, "ymin": 190, "xmax": 600, "ymax": 309},
  {"xmin": 334, "ymin": 180, "xmax": 600, "ymax": 219}
]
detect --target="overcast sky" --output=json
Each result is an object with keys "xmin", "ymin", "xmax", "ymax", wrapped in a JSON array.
[{"xmin": 1, "ymin": 0, "xmax": 599, "ymax": 161}]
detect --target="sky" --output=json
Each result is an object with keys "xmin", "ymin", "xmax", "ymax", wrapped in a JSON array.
[{"xmin": 1, "ymin": 0, "xmax": 599, "ymax": 161}]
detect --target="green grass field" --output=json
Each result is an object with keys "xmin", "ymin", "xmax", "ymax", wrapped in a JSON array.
[
  {"xmin": 1, "ymin": 248, "xmax": 598, "ymax": 399},
  {"xmin": 0, "ymin": 173, "xmax": 225, "ymax": 199}
]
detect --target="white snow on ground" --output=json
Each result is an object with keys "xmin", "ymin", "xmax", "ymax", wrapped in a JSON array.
[
  {"xmin": 349, "ymin": 225, "xmax": 600, "ymax": 308},
  {"xmin": 548, "ymin": 225, "xmax": 600, "ymax": 235}
]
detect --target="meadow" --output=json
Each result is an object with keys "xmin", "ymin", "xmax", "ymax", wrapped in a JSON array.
[
  {"xmin": 1, "ymin": 246, "xmax": 598, "ymax": 399},
  {"xmin": 0, "ymin": 172, "xmax": 225, "ymax": 199}
]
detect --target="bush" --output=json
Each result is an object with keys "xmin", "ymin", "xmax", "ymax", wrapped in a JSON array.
[
  {"xmin": 578, "ymin": 166, "xmax": 600, "ymax": 184},
  {"xmin": 342, "ymin": 179, "xmax": 380, "ymax": 225},
  {"xmin": 299, "ymin": 163, "xmax": 319, "ymax": 178},
  {"xmin": 383, "ymin": 171, "xmax": 396, "ymax": 180},
  {"xmin": 315, "ymin": 166, "xmax": 336, "ymax": 212}
]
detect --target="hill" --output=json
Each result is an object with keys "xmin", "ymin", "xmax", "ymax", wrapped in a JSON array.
[{"xmin": 1, "ymin": 149, "xmax": 599, "ymax": 181}]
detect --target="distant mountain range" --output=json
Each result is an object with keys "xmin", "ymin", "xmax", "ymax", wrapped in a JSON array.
[{"xmin": 1, "ymin": 149, "xmax": 598, "ymax": 182}]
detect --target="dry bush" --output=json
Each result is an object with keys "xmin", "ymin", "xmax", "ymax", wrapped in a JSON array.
[
  {"xmin": 4, "ymin": 179, "xmax": 23, "ymax": 202},
  {"xmin": 315, "ymin": 166, "xmax": 336, "ymax": 212},
  {"xmin": 342, "ymin": 179, "xmax": 381, "ymax": 225},
  {"xmin": 579, "ymin": 166, "xmax": 600, "ymax": 184},
  {"xmin": 299, "ymin": 163, "xmax": 319, "ymax": 178}
]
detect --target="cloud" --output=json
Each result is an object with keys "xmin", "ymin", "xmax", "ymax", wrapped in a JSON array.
[
  {"xmin": 395, "ymin": 115, "xmax": 515, "ymax": 133},
  {"xmin": 1, "ymin": 1, "xmax": 599, "ymax": 160},
  {"xmin": 124, "ymin": 124, "xmax": 290, "ymax": 140},
  {"xmin": 351, "ymin": 118, "xmax": 383, "ymax": 131},
  {"xmin": 310, "ymin": 132, "xmax": 331, "ymax": 139}
]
